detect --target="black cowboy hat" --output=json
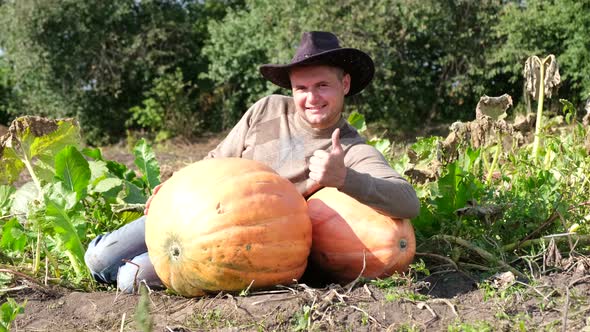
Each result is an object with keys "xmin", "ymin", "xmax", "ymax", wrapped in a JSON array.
[{"xmin": 259, "ymin": 31, "xmax": 375, "ymax": 96}]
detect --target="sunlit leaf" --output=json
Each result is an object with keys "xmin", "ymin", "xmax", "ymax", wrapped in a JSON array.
[
  {"xmin": 0, "ymin": 147, "xmax": 25, "ymax": 185},
  {"xmin": 118, "ymin": 180, "xmax": 148, "ymax": 204},
  {"xmin": 88, "ymin": 160, "xmax": 109, "ymax": 184},
  {"xmin": 0, "ymin": 116, "xmax": 80, "ymax": 186},
  {"xmin": 347, "ymin": 111, "xmax": 367, "ymax": 133},
  {"xmin": 368, "ymin": 138, "xmax": 391, "ymax": 155},
  {"xmin": 0, "ymin": 185, "xmax": 16, "ymax": 215},
  {"xmin": 0, "ymin": 218, "xmax": 27, "ymax": 252},
  {"xmin": 93, "ymin": 177, "xmax": 123, "ymax": 194},
  {"xmin": 82, "ymin": 147, "xmax": 103, "ymax": 160},
  {"xmin": 10, "ymin": 182, "xmax": 39, "ymax": 220},
  {"xmin": 55, "ymin": 146, "xmax": 90, "ymax": 201},
  {"xmin": 43, "ymin": 182, "xmax": 86, "ymax": 277},
  {"xmin": 133, "ymin": 138, "xmax": 160, "ymax": 191}
]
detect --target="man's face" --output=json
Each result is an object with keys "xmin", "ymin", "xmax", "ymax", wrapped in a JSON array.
[{"xmin": 290, "ymin": 65, "xmax": 351, "ymax": 129}]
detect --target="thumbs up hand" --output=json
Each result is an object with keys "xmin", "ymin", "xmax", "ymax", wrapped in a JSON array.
[{"xmin": 308, "ymin": 128, "xmax": 347, "ymax": 188}]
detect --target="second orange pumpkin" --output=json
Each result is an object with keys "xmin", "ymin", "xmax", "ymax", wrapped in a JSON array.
[{"xmin": 307, "ymin": 187, "xmax": 416, "ymax": 283}]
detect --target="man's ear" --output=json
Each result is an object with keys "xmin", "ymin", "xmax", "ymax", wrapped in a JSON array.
[{"xmin": 342, "ymin": 73, "xmax": 351, "ymax": 95}]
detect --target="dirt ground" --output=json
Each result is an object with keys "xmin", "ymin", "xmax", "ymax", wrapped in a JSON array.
[
  {"xmin": 4, "ymin": 132, "xmax": 590, "ymax": 331},
  {"xmin": 9, "ymin": 268, "xmax": 590, "ymax": 331}
]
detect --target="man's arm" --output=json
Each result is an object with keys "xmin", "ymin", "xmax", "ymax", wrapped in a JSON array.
[
  {"xmin": 340, "ymin": 143, "xmax": 420, "ymax": 219},
  {"xmin": 308, "ymin": 129, "xmax": 419, "ymax": 219},
  {"xmin": 205, "ymin": 102, "xmax": 259, "ymax": 159}
]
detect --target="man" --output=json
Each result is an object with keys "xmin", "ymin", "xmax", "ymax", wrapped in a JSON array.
[{"xmin": 85, "ymin": 31, "xmax": 420, "ymax": 293}]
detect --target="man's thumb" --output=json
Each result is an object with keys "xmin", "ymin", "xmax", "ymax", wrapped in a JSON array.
[{"xmin": 331, "ymin": 128, "xmax": 343, "ymax": 153}]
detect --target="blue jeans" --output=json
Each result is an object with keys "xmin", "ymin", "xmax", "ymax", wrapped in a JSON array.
[{"xmin": 84, "ymin": 216, "xmax": 164, "ymax": 293}]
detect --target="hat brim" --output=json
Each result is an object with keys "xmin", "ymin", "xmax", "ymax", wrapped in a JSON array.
[{"xmin": 259, "ymin": 48, "xmax": 374, "ymax": 97}]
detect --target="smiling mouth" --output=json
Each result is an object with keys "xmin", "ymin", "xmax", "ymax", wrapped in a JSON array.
[{"xmin": 306, "ymin": 105, "xmax": 326, "ymax": 113}]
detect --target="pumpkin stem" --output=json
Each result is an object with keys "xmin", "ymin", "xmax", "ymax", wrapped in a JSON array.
[{"xmin": 399, "ymin": 239, "xmax": 408, "ymax": 251}]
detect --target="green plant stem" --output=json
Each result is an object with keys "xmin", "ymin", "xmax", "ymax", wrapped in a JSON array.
[
  {"xmin": 17, "ymin": 144, "xmax": 45, "ymax": 275},
  {"xmin": 33, "ymin": 229, "xmax": 41, "ymax": 275},
  {"xmin": 18, "ymin": 146, "xmax": 43, "ymax": 195},
  {"xmin": 532, "ymin": 57, "xmax": 547, "ymax": 161},
  {"xmin": 503, "ymin": 234, "xmax": 590, "ymax": 252},
  {"xmin": 43, "ymin": 246, "xmax": 61, "ymax": 278},
  {"xmin": 431, "ymin": 234, "xmax": 527, "ymax": 280},
  {"xmin": 65, "ymin": 250, "xmax": 84, "ymax": 278}
]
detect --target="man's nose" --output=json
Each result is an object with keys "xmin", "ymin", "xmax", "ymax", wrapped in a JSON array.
[{"xmin": 307, "ymin": 89, "xmax": 320, "ymax": 103}]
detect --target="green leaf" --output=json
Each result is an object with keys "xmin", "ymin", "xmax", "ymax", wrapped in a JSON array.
[
  {"xmin": 22, "ymin": 118, "xmax": 81, "ymax": 182},
  {"xmin": 0, "ymin": 218, "xmax": 27, "ymax": 252},
  {"xmin": 410, "ymin": 136, "xmax": 442, "ymax": 163},
  {"xmin": 106, "ymin": 160, "xmax": 129, "ymax": 179},
  {"xmin": 54, "ymin": 146, "xmax": 90, "ymax": 201},
  {"xmin": 88, "ymin": 160, "xmax": 109, "ymax": 184},
  {"xmin": 82, "ymin": 147, "xmax": 103, "ymax": 160},
  {"xmin": 119, "ymin": 180, "xmax": 148, "ymax": 204},
  {"xmin": 368, "ymin": 138, "xmax": 391, "ymax": 155},
  {"xmin": 93, "ymin": 177, "xmax": 123, "ymax": 194},
  {"xmin": 133, "ymin": 138, "xmax": 160, "ymax": 191},
  {"xmin": 43, "ymin": 182, "xmax": 86, "ymax": 278},
  {"xmin": 347, "ymin": 111, "xmax": 367, "ymax": 133},
  {"xmin": 0, "ymin": 117, "xmax": 80, "ymax": 187},
  {"xmin": 10, "ymin": 182, "xmax": 39, "ymax": 220},
  {"xmin": 0, "ymin": 185, "xmax": 16, "ymax": 215},
  {"xmin": 0, "ymin": 298, "xmax": 26, "ymax": 332},
  {"xmin": 0, "ymin": 148, "xmax": 25, "ymax": 185},
  {"xmin": 559, "ymin": 99, "xmax": 577, "ymax": 125}
]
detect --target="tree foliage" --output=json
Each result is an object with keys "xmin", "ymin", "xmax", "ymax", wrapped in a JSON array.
[
  {"xmin": 204, "ymin": 0, "xmax": 505, "ymax": 131},
  {"xmin": 487, "ymin": 0, "xmax": 590, "ymax": 109},
  {"xmin": 0, "ymin": 0, "xmax": 240, "ymax": 144},
  {"xmin": 0, "ymin": 56, "xmax": 19, "ymax": 124},
  {"xmin": 0, "ymin": 0, "xmax": 589, "ymax": 142}
]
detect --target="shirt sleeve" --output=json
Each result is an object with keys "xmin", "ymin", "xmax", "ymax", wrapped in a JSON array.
[
  {"xmin": 340, "ymin": 144, "xmax": 420, "ymax": 219},
  {"xmin": 204, "ymin": 99, "xmax": 261, "ymax": 159}
]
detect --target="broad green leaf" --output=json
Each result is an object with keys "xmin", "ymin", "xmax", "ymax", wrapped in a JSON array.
[
  {"xmin": 119, "ymin": 180, "xmax": 148, "ymax": 204},
  {"xmin": 88, "ymin": 160, "xmax": 109, "ymax": 184},
  {"xmin": 0, "ymin": 117, "xmax": 80, "ymax": 186},
  {"xmin": 347, "ymin": 111, "xmax": 367, "ymax": 133},
  {"xmin": 82, "ymin": 147, "xmax": 103, "ymax": 160},
  {"xmin": 410, "ymin": 136, "xmax": 442, "ymax": 163},
  {"xmin": 0, "ymin": 147, "xmax": 25, "ymax": 185},
  {"xmin": 55, "ymin": 146, "xmax": 91, "ymax": 201},
  {"xmin": 93, "ymin": 177, "xmax": 123, "ymax": 194},
  {"xmin": 106, "ymin": 160, "xmax": 129, "ymax": 179},
  {"xmin": 368, "ymin": 138, "xmax": 391, "ymax": 155},
  {"xmin": 43, "ymin": 182, "xmax": 86, "ymax": 278},
  {"xmin": 0, "ymin": 218, "xmax": 27, "ymax": 252},
  {"xmin": 133, "ymin": 138, "xmax": 160, "ymax": 191},
  {"xmin": 10, "ymin": 182, "xmax": 39, "ymax": 220},
  {"xmin": 0, "ymin": 298, "xmax": 26, "ymax": 332},
  {"xmin": 433, "ymin": 162, "xmax": 463, "ymax": 215},
  {"xmin": 117, "ymin": 210, "xmax": 144, "ymax": 224},
  {"xmin": 0, "ymin": 185, "xmax": 16, "ymax": 215}
]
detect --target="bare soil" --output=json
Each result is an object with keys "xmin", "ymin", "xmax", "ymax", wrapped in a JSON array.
[
  {"xmin": 5, "ymin": 133, "xmax": 590, "ymax": 331},
  {"xmin": 9, "ymin": 270, "xmax": 590, "ymax": 331}
]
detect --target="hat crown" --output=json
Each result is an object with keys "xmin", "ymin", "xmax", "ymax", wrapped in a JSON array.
[{"xmin": 292, "ymin": 31, "xmax": 341, "ymax": 62}]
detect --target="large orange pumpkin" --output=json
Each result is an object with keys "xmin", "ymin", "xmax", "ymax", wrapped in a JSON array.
[
  {"xmin": 307, "ymin": 187, "xmax": 416, "ymax": 283},
  {"xmin": 145, "ymin": 158, "xmax": 312, "ymax": 297}
]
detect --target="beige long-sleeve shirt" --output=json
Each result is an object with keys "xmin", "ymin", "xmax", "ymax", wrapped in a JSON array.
[{"xmin": 206, "ymin": 95, "xmax": 420, "ymax": 219}]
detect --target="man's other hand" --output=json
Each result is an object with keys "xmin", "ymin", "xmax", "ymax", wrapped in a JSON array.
[{"xmin": 144, "ymin": 183, "xmax": 164, "ymax": 215}]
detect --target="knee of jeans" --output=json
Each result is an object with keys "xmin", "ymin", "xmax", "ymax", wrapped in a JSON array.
[
  {"xmin": 84, "ymin": 235, "xmax": 119, "ymax": 284},
  {"xmin": 117, "ymin": 257, "xmax": 162, "ymax": 294},
  {"xmin": 84, "ymin": 236, "xmax": 105, "ymax": 274},
  {"xmin": 117, "ymin": 264, "xmax": 138, "ymax": 294}
]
